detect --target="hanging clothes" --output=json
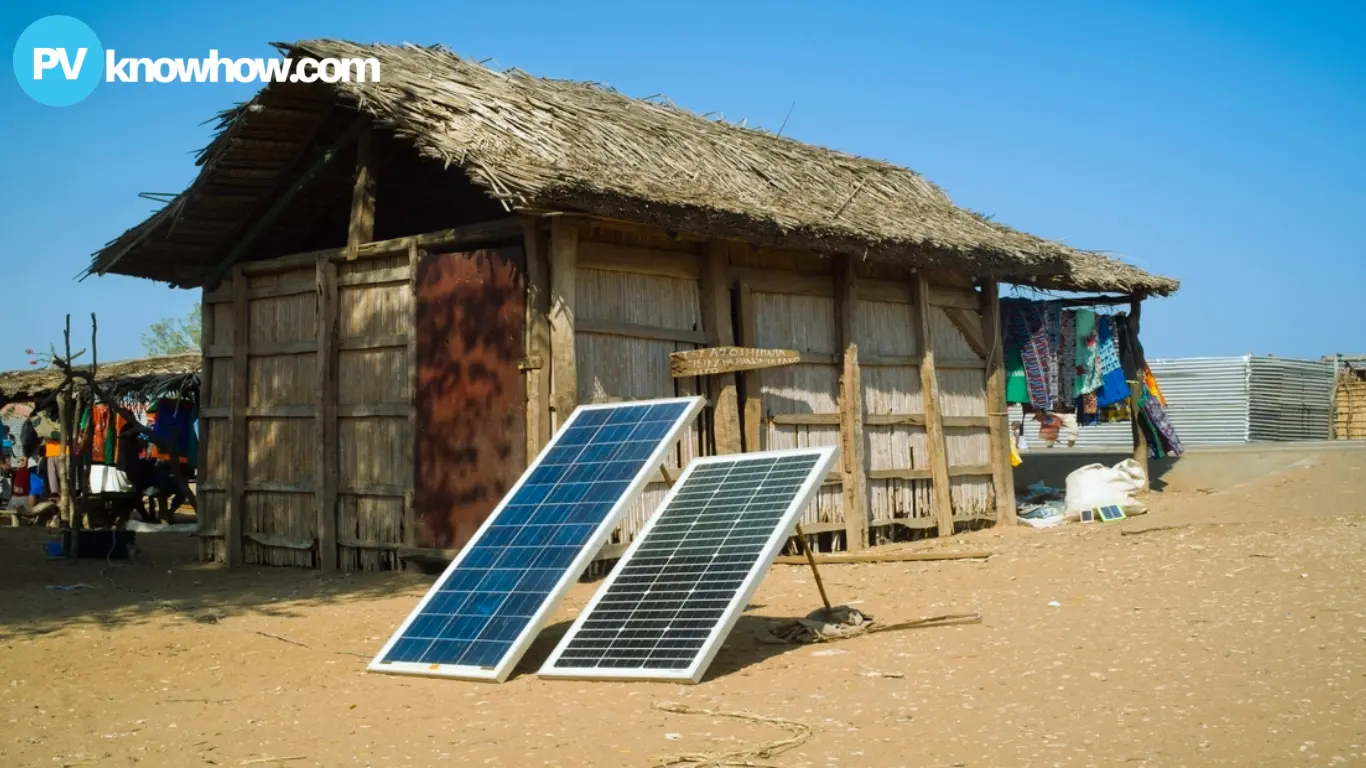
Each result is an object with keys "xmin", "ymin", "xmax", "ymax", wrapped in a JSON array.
[
  {"xmin": 1003, "ymin": 299, "xmax": 1055, "ymax": 409},
  {"xmin": 1096, "ymin": 316, "xmax": 1130, "ymax": 407},
  {"xmin": 1057, "ymin": 310, "xmax": 1078, "ymax": 406},
  {"xmin": 1144, "ymin": 367, "xmax": 1167, "ymax": 407},
  {"xmin": 1043, "ymin": 303, "xmax": 1063, "ymax": 408},
  {"xmin": 1074, "ymin": 310, "xmax": 1103, "ymax": 395},
  {"xmin": 149, "ymin": 399, "xmax": 197, "ymax": 465},
  {"xmin": 1005, "ymin": 346, "xmax": 1029, "ymax": 404},
  {"xmin": 89, "ymin": 405, "xmax": 112, "ymax": 464}
]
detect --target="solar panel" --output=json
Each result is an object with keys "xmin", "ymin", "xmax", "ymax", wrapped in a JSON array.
[
  {"xmin": 539, "ymin": 446, "xmax": 838, "ymax": 683},
  {"xmin": 368, "ymin": 396, "xmax": 704, "ymax": 682}
]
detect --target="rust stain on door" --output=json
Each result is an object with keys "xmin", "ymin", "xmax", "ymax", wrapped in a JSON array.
[{"xmin": 415, "ymin": 247, "xmax": 526, "ymax": 551}]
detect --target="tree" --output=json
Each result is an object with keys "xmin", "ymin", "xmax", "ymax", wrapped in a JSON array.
[{"xmin": 142, "ymin": 304, "xmax": 202, "ymax": 357}]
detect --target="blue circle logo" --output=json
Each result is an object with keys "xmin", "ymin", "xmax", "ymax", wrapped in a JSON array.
[{"xmin": 12, "ymin": 16, "xmax": 104, "ymax": 107}]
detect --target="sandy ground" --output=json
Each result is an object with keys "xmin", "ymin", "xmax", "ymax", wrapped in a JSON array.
[{"xmin": 2, "ymin": 447, "xmax": 1364, "ymax": 768}]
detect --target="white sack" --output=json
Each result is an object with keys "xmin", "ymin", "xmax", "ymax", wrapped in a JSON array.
[{"xmin": 1064, "ymin": 459, "xmax": 1146, "ymax": 515}]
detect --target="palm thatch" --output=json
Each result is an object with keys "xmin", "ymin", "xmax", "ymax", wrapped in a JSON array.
[
  {"xmin": 87, "ymin": 39, "xmax": 1176, "ymax": 296},
  {"xmin": 1008, "ymin": 251, "xmax": 1179, "ymax": 296},
  {"xmin": 0, "ymin": 354, "xmax": 201, "ymax": 402}
]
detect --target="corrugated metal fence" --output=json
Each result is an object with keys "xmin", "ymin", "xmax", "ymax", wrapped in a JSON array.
[{"xmin": 1011, "ymin": 356, "xmax": 1336, "ymax": 449}]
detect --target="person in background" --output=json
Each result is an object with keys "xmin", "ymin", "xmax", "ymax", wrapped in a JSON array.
[{"xmin": 1033, "ymin": 409, "xmax": 1080, "ymax": 448}]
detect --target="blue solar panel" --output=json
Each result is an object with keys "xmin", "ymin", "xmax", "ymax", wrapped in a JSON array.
[{"xmin": 368, "ymin": 396, "xmax": 704, "ymax": 681}]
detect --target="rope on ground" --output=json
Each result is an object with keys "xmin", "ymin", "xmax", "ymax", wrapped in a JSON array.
[{"xmin": 650, "ymin": 701, "xmax": 813, "ymax": 768}]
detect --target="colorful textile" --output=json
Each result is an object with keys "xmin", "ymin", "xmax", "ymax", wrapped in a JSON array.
[
  {"xmin": 1058, "ymin": 310, "xmax": 1078, "ymax": 404},
  {"xmin": 1140, "ymin": 394, "xmax": 1183, "ymax": 457},
  {"xmin": 149, "ymin": 399, "xmax": 197, "ymax": 465},
  {"xmin": 1044, "ymin": 303, "xmax": 1063, "ymax": 407},
  {"xmin": 1100, "ymin": 402, "xmax": 1131, "ymax": 422},
  {"xmin": 1005, "ymin": 346, "xmax": 1029, "ymax": 404},
  {"xmin": 1004, "ymin": 300, "xmax": 1054, "ymax": 409},
  {"xmin": 1097, "ymin": 316, "xmax": 1122, "ymax": 375},
  {"xmin": 1144, "ymin": 367, "xmax": 1167, "ymax": 407},
  {"xmin": 1096, "ymin": 318, "xmax": 1130, "ymax": 407},
  {"xmin": 1074, "ymin": 309, "xmax": 1103, "ymax": 394}
]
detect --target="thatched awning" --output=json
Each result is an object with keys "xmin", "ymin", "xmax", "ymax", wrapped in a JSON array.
[
  {"xmin": 0, "ymin": 354, "xmax": 201, "ymax": 402},
  {"xmin": 86, "ymin": 40, "xmax": 1177, "ymax": 297}
]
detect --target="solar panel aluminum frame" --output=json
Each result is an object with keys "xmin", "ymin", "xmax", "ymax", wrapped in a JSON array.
[
  {"xmin": 367, "ymin": 395, "xmax": 705, "ymax": 682},
  {"xmin": 537, "ymin": 445, "xmax": 839, "ymax": 684}
]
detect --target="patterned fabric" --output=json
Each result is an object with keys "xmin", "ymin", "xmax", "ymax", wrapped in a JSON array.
[
  {"xmin": 1004, "ymin": 300, "xmax": 1054, "ymax": 409},
  {"xmin": 1144, "ymin": 367, "xmax": 1167, "ymax": 407},
  {"xmin": 1074, "ymin": 310, "xmax": 1104, "ymax": 394},
  {"xmin": 1141, "ymin": 394, "xmax": 1184, "ymax": 457},
  {"xmin": 1058, "ymin": 311, "xmax": 1078, "ymax": 406},
  {"xmin": 1097, "ymin": 316, "xmax": 1123, "ymax": 375},
  {"xmin": 1096, "ymin": 317, "xmax": 1131, "ymax": 407},
  {"xmin": 1043, "ymin": 303, "xmax": 1063, "ymax": 407},
  {"xmin": 1005, "ymin": 346, "xmax": 1028, "ymax": 404}
]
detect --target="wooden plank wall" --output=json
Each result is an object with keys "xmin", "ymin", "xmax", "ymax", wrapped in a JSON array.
[{"xmin": 200, "ymin": 255, "xmax": 416, "ymax": 570}]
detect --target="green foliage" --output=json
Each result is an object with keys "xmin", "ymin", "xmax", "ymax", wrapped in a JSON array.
[{"xmin": 141, "ymin": 304, "xmax": 202, "ymax": 357}]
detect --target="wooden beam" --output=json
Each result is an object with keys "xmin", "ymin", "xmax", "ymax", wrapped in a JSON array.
[
  {"xmin": 729, "ymin": 267, "xmax": 833, "ymax": 298},
  {"xmin": 226, "ymin": 267, "xmax": 249, "ymax": 566},
  {"xmin": 835, "ymin": 254, "xmax": 867, "ymax": 551},
  {"xmin": 337, "ymin": 267, "xmax": 408, "ymax": 287},
  {"xmin": 914, "ymin": 274, "xmax": 955, "ymax": 538},
  {"xmin": 315, "ymin": 257, "xmax": 339, "ymax": 570},
  {"xmin": 549, "ymin": 219, "xmax": 579, "ymax": 429},
  {"xmin": 700, "ymin": 241, "xmax": 742, "ymax": 454},
  {"xmin": 576, "ymin": 318, "xmax": 709, "ymax": 345},
  {"xmin": 671, "ymin": 347, "xmax": 801, "ymax": 378},
  {"xmin": 205, "ymin": 121, "xmax": 363, "ymax": 288},
  {"xmin": 344, "ymin": 119, "xmax": 376, "ymax": 261},
  {"xmin": 737, "ymin": 281, "xmax": 762, "ymax": 452},
  {"xmin": 773, "ymin": 549, "xmax": 991, "ymax": 565},
  {"xmin": 406, "ymin": 244, "xmax": 420, "ymax": 547},
  {"xmin": 944, "ymin": 307, "xmax": 989, "ymax": 360},
  {"xmin": 769, "ymin": 413, "xmax": 989, "ymax": 428},
  {"xmin": 1129, "ymin": 298, "xmax": 1151, "ymax": 493},
  {"xmin": 198, "ymin": 286, "xmax": 214, "ymax": 517},
  {"xmin": 523, "ymin": 220, "xmax": 552, "ymax": 462},
  {"xmin": 978, "ymin": 279, "xmax": 1016, "ymax": 525},
  {"xmin": 839, "ymin": 344, "xmax": 869, "ymax": 551}
]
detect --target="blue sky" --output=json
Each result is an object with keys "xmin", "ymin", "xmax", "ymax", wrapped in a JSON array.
[{"xmin": 2, "ymin": 1, "xmax": 1363, "ymax": 372}]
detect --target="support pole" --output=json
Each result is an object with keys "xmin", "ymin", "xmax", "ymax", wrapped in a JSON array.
[
  {"xmin": 548, "ymin": 219, "xmax": 579, "ymax": 432},
  {"xmin": 977, "ymin": 279, "xmax": 1016, "ymax": 525},
  {"xmin": 913, "ymin": 274, "xmax": 956, "ymax": 537},
  {"xmin": 792, "ymin": 522, "xmax": 833, "ymax": 615},
  {"xmin": 60, "ymin": 315, "xmax": 77, "ymax": 558},
  {"xmin": 1128, "ymin": 297, "xmax": 1150, "ymax": 493},
  {"xmin": 700, "ymin": 241, "xmax": 741, "ymax": 454}
]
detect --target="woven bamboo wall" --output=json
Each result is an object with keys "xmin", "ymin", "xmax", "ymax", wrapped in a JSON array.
[
  {"xmin": 1335, "ymin": 368, "xmax": 1366, "ymax": 440},
  {"xmin": 574, "ymin": 224, "xmax": 706, "ymax": 557}
]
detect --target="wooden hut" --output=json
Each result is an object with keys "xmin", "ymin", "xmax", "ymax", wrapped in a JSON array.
[
  {"xmin": 87, "ymin": 41, "xmax": 1178, "ymax": 570},
  {"xmin": 1333, "ymin": 358, "xmax": 1366, "ymax": 440}
]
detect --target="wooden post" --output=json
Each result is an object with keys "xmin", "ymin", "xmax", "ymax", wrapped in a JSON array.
[
  {"xmin": 913, "ymin": 274, "xmax": 956, "ymax": 538},
  {"xmin": 977, "ymin": 279, "xmax": 1016, "ymax": 525},
  {"xmin": 523, "ymin": 219, "xmax": 552, "ymax": 460},
  {"xmin": 838, "ymin": 345, "xmax": 869, "ymax": 551},
  {"xmin": 226, "ymin": 266, "xmax": 249, "ymax": 567},
  {"xmin": 737, "ymin": 282, "xmax": 762, "ymax": 453},
  {"xmin": 1128, "ymin": 297, "xmax": 1150, "ymax": 493},
  {"xmin": 198, "ymin": 291, "xmax": 213, "ymax": 517},
  {"xmin": 549, "ymin": 219, "xmax": 579, "ymax": 430},
  {"xmin": 344, "ymin": 119, "xmax": 376, "ymax": 261},
  {"xmin": 60, "ymin": 315, "xmax": 77, "ymax": 557},
  {"xmin": 406, "ymin": 244, "xmax": 421, "ymax": 547},
  {"xmin": 315, "ymin": 256, "xmax": 339, "ymax": 570},
  {"xmin": 700, "ymin": 241, "xmax": 741, "ymax": 454}
]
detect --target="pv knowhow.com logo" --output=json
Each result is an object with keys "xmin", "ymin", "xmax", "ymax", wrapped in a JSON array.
[{"xmin": 13, "ymin": 15, "xmax": 380, "ymax": 107}]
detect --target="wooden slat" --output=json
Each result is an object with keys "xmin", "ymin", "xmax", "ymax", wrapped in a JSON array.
[
  {"xmin": 338, "ymin": 334, "xmax": 407, "ymax": 351},
  {"xmin": 578, "ymin": 241, "xmax": 700, "ymax": 280},
  {"xmin": 339, "ymin": 403, "xmax": 408, "ymax": 418},
  {"xmin": 246, "ymin": 482, "xmax": 315, "ymax": 494},
  {"xmin": 337, "ymin": 266, "xmax": 408, "ymax": 287},
  {"xmin": 857, "ymin": 278, "xmax": 914, "ymax": 304},
  {"xmin": 549, "ymin": 219, "xmax": 578, "ymax": 430},
  {"xmin": 199, "ymin": 407, "xmax": 229, "ymax": 419},
  {"xmin": 576, "ymin": 318, "xmax": 709, "ymax": 345},
  {"xmin": 978, "ymin": 279, "xmax": 1016, "ymax": 525},
  {"xmin": 205, "ymin": 282, "xmax": 315, "ymax": 303},
  {"xmin": 226, "ymin": 267, "xmax": 249, "ymax": 566},
  {"xmin": 344, "ymin": 118, "xmax": 376, "ymax": 262},
  {"xmin": 247, "ymin": 405, "xmax": 315, "ymax": 419},
  {"xmin": 198, "ymin": 286, "xmax": 214, "ymax": 517},
  {"xmin": 407, "ymin": 244, "xmax": 420, "ymax": 535},
  {"xmin": 700, "ymin": 241, "xmax": 741, "ymax": 454},
  {"xmin": 207, "ymin": 340, "xmax": 317, "ymax": 358},
  {"xmin": 730, "ymin": 267, "xmax": 833, "ymax": 298},
  {"xmin": 342, "ymin": 483, "xmax": 408, "ymax": 498},
  {"xmin": 316, "ymin": 257, "xmax": 339, "ymax": 570},
  {"xmin": 524, "ymin": 220, "xmax": 552, "ymax": 462},
  {"xmin": 944, "ymin": 307, "xmax": 989, "ymax": 360},
  {"xmin": 738, "ymin": 280, "xmax": 762, "ymax": 452},
  {"xmin": 770, "ymin": 413, "xmax": 988, "ymax": 428},
  {"xmin": 868, "ymin": 464, "xmax": 995, "ymax": 481},
  {"xmin": 914, "ymin": 274, "xmax": 955, "ymax": 537},
  {"xmin": 231, "ymin": 220, "xmax": 525, "ymax": 276}
]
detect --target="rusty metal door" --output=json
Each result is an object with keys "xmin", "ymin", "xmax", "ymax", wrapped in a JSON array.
[{"xmin": 414, "ymin": 247, "xmax": 526, "ymax": 551}]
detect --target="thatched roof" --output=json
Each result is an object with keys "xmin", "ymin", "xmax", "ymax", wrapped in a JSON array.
[
  {"xmin": 0, "ymin": 354, "xmax": 201, "ymax": 402},
  {"xmin": 1008, "ymin": 251, "xmax": 1179, "ymax": 296},
  {"xmin": 87, "ymin": 39, "xmax": 1177, "ymax": 296}
]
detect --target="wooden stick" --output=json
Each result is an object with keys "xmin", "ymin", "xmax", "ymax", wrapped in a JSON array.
[
  {"xmin": 791, "ymin": 522, "xmax": 833, "ymax": 614},
  {"xmin": 658, "ymin": 463, "xmax": 676, "ymax": 488},
  {"xmin": 772, "ymin": 549, "xmax": 991, "ymax": 565}
]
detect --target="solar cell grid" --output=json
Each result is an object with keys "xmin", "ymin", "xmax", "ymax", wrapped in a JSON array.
[
  {"xmin": 368, "ymin": 396, "xmax": 703, "ymax": 681},
  {"xmin": 540, "ymin": 447, "xmax": 838, "ymax": 683}
]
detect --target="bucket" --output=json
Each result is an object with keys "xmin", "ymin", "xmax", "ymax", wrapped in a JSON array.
[{"xmin": 45, "ymin": 540, "xmax": 63, "ymax": 558}]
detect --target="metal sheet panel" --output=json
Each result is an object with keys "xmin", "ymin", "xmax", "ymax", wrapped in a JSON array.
[{"xmin": 1247, "ymin": 357, "xmax": 1336, "ymax": 442}]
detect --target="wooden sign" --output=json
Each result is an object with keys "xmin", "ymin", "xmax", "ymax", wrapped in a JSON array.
[{"xmin": 670, "ymin": 347, "xmax": 802, "ymax": 378}]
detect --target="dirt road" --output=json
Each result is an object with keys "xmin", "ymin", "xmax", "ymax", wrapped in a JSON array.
[{"xmin": 2, "ymin": 447, "xmax": 1364, "ymax": 767}]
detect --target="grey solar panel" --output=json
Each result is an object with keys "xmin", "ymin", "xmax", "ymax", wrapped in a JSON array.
[
  {"xmin": 539, "ymin": 446, "xmax": 838, "ymax": 683},
  {"xmin": 368, "ymin": 396, "xmax": 704, "ymax": 682}
]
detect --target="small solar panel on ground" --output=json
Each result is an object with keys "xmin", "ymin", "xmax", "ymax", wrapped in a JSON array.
[
  {"xmin": 368, "ymin": 396, "xmax": 704, "ymax": 682},
  {"xmin": 539, "ymin": 446, "xmax": 838, "ymax": 683}
]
